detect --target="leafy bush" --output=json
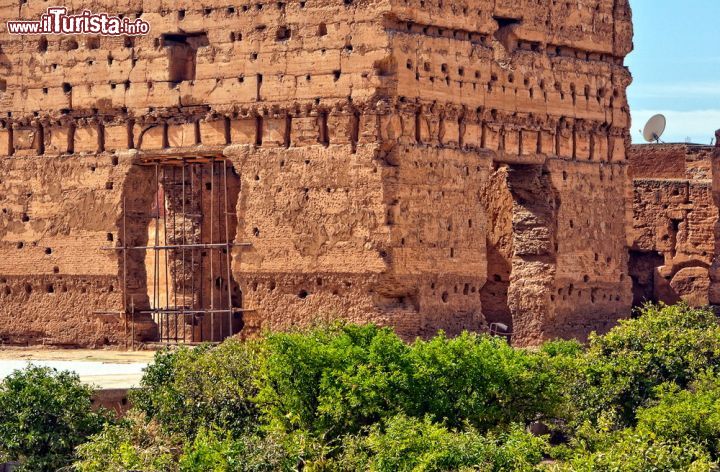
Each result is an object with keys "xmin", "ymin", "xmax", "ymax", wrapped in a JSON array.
[
  {"xmin": 0, "ymin": 365, "xmax": 110, "ymax": 471},
  {"xmin": 70, "ymin": 305, "xmax": 720, "ymax": 472},
  {"xmin": 335, "ymin": 415, "xmax": 546, "ymax": 472},
  {"xmin": 131, "ymin": 339, "xmax": 261, "ymax": 438},
  {"xmin": 407, "ymin": 332, "xmax": 561, "ymax": 430},
  {"xmin": 74, "ymin": 411, "xmax": 176, "ymax": 472},
  {"xmin": 548, "ymin": 425, "xmax": 716, "ymax": 472},
  {"xmin": 256, "ymin": 323, "xmax": 412, "ymax": 437},
  {"xmin": 257, "ymin": 325, "xmax": 562, "ymax": 439},
  {"xmin": 635, "ymin": 375, "xmax": 720, "ymax": 460},
  {"xmin": 565, "ymin": 304, "xmax": 720, "ymax": 426},
  {"xmin": 178, "ymin": 428, "xmax": 300, "ymax": 472}
]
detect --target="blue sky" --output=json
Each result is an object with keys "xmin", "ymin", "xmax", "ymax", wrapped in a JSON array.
[{"xmin": 627, "ymin": 0, "xmax": 720, "ymax": 144}]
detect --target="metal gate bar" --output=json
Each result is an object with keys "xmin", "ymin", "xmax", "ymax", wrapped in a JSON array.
[{"xmin": 99, "ymin": 158, "xmax": 252, "ymax": 348}]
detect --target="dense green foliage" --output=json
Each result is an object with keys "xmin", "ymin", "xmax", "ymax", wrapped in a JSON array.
[
  {"xmin": 130, "ymin": 339, "xmax": 261, "ymax": 438},
  {"xmin": 0, "ymin": 365, "xmax": 110, "ymax": 471},
  {"xmin": 256, "ymin": 325, "xmax": 561, "ymax": 437},
  {"xmin": 7, "ymin": 303, "xmax": 720, "ymax": 470},
  {"xmin": 562, "ymin": 304, "xmax": 720, "ymax": 427}
]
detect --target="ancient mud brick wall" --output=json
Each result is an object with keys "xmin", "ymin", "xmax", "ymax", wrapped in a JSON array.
[
  {"xmin": 385, "ymin": 0, "xmax": 634, "ymax": 344},
  {"xmin": 629, "ymin": 144, "xmax": 718, "ymax": 307},
  {"xmin": 0, "ymin": 0, "xmax": 634, "ymax": 347}
]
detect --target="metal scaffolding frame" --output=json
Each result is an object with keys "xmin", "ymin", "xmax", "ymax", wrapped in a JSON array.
[{"xmin": 99, "ymin": 156, "xmax": 252, "ymax": 349}]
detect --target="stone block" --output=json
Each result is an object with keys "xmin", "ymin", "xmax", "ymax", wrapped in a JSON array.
[
  {"xmin": 199, "ymin": 120, "xmax": 228, "ymax": 146},
  {"xmin": 104, "ymin": 124, "xmax": 130, "ymax": 152},
  {"xmin": 230, "ymin": 118, "xmax": 258, "ymax": 145},
  {"xmin": 167, "ymin": 123, "xmax": 197, "ymax": 148},
  {"xmin": 75, "ymin": 125, "xmax": 100, "ymax": 153}
]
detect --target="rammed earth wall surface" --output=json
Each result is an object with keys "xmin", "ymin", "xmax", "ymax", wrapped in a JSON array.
[
  {"xmin": 0, "ymin": 0, "xmax": 634, "ymax": 347},
  {"xmin": 628, "ymin": 144, "xmax": 720, "ymax": 309}
]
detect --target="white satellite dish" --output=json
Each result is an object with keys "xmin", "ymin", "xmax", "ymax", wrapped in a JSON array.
[{"xmin": 643, "ymin": 114, "xmax": 666, "ymax": 143}]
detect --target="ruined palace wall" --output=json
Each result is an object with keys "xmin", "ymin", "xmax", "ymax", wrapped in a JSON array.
[
  {"xmin": 0, "ymin": 0, "xmax": 397, "ymax": 346},
  {"xmin": 382, "ymin": 0, "xmax": 634, "ymax": 344},
  {"xmin": 629, "ymin": 144, "xmax": 714, "ymax": 181},
  {"xmin": 546, "ymin": 159, "xmax": 632, "ymax": 340},
  {"xmin": 0, "ymin": 0, "xmax": 635, "ymax": 346},
  {"xmin": 388, "ymin": 0, "xmax": 633, "ymax": 57},
  {"xmin": 628, "ymin": 145, "xmax": 718, "ymax": 307},
  {"xmin": 0, "ymin": 153, "xmax": 127, "ymax": 346},
  {"xmin": 0, "ymin": 0, "xmax": 393, "ymax": 115},
  {"xmin": 226, "ymin": 115, "xmax": 492, "ymax": 339}
]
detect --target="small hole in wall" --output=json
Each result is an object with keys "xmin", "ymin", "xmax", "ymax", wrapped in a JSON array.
[
  {"xmin": 24, "ymin": 283, "xmax": 32, "ymax": 294},
  {"xmin": 298, "ymin": 290, "xmax": 308, "ymax": 299},
  {"xmin": 107, "ymin": 233, "xmax": 114, "ymax": 242},
  {"xmin": 108, "ymin": 285, "xmax": 114, "ymax": 293},
  {"xmin": 253, "ymin": 227, "xmax": 260, "ymax": 237},
  {"xmin": 276, "ymin": 26, "xmax": 291, "ymax": 41},
  {"xmin": 17, "ymin": 242, "xmax": 24, "ymax": 249},
  {"xmin": 441, "ymin": 291, "xmax": 449, "ymax": 303},
  {"xmin": 45, "ymin": 248, "xmax": 52, "ymax": 255},
  {"xmin": 53, "ymin": 266, "xmax": 60, "ymax": 274},
  {"xmin": 205, "ymin": 182, "xmax": 212, "ymax": 190},
  {"xmin": 46, "ymin": 284, "xmax": 54, "ymax": 293},
  {"xmin": 21, "ymin": 213, "xmax": 30, "ymax": 222}
]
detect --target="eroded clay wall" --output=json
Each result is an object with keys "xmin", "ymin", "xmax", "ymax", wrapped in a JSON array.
[
  {"xmin": 0, "ymin": 152, "xmax": 158, "ymax": 345},
  {"xmin": 380, "ymin": 0, "xmax": 634, "ymax": 344},
  {"xmin": 0, "ymin": 0, "xmax": 396, "ymax": 346},
  {"xmin": 629, "ymin": 144, "xmax": 718, "ymax": 308},
  {"xmin": 0, "ymin": 0, "xmax": 635, "ymax": 346}
]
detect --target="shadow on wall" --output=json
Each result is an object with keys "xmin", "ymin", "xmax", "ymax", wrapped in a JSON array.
[{"xmin": 629, "ymin": 250, "xmax": 711, "ymax": 309}]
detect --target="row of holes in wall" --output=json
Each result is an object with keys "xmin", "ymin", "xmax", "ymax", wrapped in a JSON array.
[
  {"xmin": 0, "ymin": 279, "xmax": 114, "ymax": 296},
  {"xmin": 23, "ymin": 35, "xmax": 621, "ymax": 100}
]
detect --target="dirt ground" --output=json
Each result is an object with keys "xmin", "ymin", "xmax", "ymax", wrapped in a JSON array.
[
  {"xmin": 0, "ymin": 348, "xmax": 157, "ymax": 363},
  {"xmin": 0, "ymin": 348, "xmax": 157, "ymax": 389}
]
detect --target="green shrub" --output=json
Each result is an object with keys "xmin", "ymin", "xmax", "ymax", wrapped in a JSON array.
[
  {"xmin": 256, "ymin": 324, "xmax": 413, "ymax": 436},
  {"xmin": 0, "ymin": 365, "xmax": 110, "ymax": 472},
  {"xmin": 407, "ymin": 332, "xmax": 561, "ymax": 430},
  {"xmin": 548, "ymin": 427, "xmax": 716, "ymax": 472},
  {"xmin": 178, "ymin": 428, "xmax": 242, "ymax": 472},
  {"xmin": 131, "ymin": 339, "xmax": 261, "ymax": 438},
  {"xmin": 74, "ymin": 411, "xmax": 176, "ymax": 472},
  {"xmin": 177, "ymin": 428, "xmax": 302, "ymax": 472},
  {"xmin": 257, "ymin": 325, "xmax": 562, "ymax": 439},
  {"xmin": 566, "ymin": 304, "xmax": 720, "ymax": 427},
  {"xmin": 335, "ymin": 415, "xmax": 546, "ymax": 472},
  {"xmin": 635, "ymin": 375, "xmax": 720, "ymax": 460}
]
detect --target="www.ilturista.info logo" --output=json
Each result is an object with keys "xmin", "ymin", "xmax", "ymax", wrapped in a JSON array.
[{"xmin": 6, "ymin": 7, "xmax": 150, "ymax": 36}]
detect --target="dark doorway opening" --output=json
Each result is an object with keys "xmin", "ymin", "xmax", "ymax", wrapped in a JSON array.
[
  {"xmin": 628, "ymin": 250, "xmax": 664, "ymax": 309},
  {"xmin": 112, "ymin": 159, "xmax": 244, "ymax": 345},
  {"xmin": 162, "ymin": 32, "xmax": 209, "ymax": 83}
]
